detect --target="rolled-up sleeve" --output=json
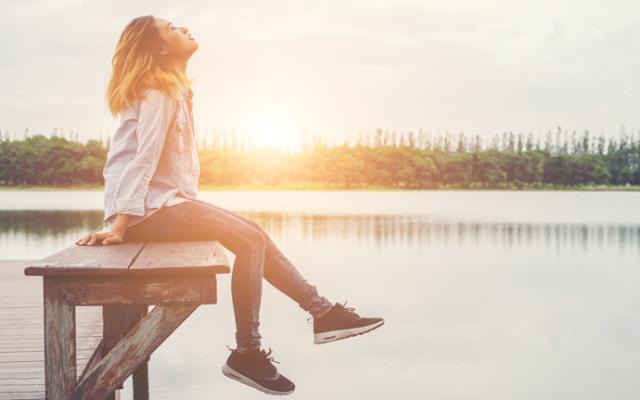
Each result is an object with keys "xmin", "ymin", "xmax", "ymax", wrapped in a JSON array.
[{"xmin": 114, "ymin": 89, "xmax": 177, "ymax": 217}]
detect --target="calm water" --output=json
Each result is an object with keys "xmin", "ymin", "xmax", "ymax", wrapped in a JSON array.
[{"xmin": 1, "ymin": 191, "xmax": 639, "ymax": 399}]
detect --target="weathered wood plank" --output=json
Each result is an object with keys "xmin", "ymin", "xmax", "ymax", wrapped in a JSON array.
[
  {"xmin": 0, "ymin": 392, "xmax": 45, "ymax": 400},
  {"xmin": 25, "ymin": 241, "xmax": 230, "ymax": 277},
  {"xmin": 77, "ymin": 339, "xmax": 102, "ymax": 387},
  {"xmin": 7, "ymin": 353, "xmax": 98, "ymax": 363},
  {"xmin": 46, "ymin": 275, "xmax": 218, "ymax": 305},
  {"xmin": 24, "ymin": 243, "xmax": 145, "ymax": 276},
  {"xmin": 130, "ymin": 240, "xmax": 230, "ymax": 275},
  {"xmin": 74, "ymin": 305, "xmax": 197, "ymax": 400},
  {"xmin": 43, "ymin": 278, "xmax": 76, "ymax": 400}
]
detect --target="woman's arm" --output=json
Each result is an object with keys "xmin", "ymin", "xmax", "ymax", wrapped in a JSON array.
[{"xmin": 113, "ymin": 89, "xmax": 178, "ymax": 218}]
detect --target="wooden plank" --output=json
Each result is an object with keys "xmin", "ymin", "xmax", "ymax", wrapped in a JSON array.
[
  {"xmin": 24, "ymin": 243, "xmax": 145, "ymax": 277},
  {"xmin": 43, "ymin": 278, "xmax": 76, "ymax": 400},
  {"xmin": 0, "ymin": 392, "xmax": 45, "ymax": 400},
  {"xmin": 47, "ymin": 275, "xmax": 218, "ymax": 305},
  {"xmin": 130, "ymin": 240, "xmax": 230, "ymax": 275},
  {"xmin": 74, "ymin": 305, "xmax": 198, "ymax": 400},
  {"xmin": 77, "ymin": 339, "xmax": 102, "ymax": 388},
  {"xmin": 25, "ymin": 241, "xmax": 230, "ymax": 277}
]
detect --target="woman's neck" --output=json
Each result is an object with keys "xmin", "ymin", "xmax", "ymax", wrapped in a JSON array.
[{"xmin": 165, "ymin": 57, "xmax": 189, "ymax": 74}]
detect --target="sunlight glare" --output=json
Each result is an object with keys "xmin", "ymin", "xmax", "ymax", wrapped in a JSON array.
[{"xmin": 249, "ymin": 114, "xmax": 293, "ymax": 150}]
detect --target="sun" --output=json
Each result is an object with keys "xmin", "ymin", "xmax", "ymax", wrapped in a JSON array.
[{"xmin": 248, "ymin": 115, "xmax": 292, "ymax": 150}]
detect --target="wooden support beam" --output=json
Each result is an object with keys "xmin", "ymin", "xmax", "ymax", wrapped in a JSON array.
[
  {"xmin": 103, "ymin": 305, "xmax": 150, "ymax": 399},
  {"xmin": 45, "ymin": 275, "xmax": 217, "ymax": 306},
  {"xmin": 73, "ymin": 305, "xmax": 197, "ymax": 400},
  {"xmin": 43, "ymin": 278, "xmax": 77, "ymax": 400}
]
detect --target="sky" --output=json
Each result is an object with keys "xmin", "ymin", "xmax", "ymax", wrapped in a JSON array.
[{"xmin": 1, "ymin": 0, "xmax": 639, "ymax": 149}]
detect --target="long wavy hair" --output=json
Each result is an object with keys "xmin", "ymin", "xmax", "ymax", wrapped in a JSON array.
[{"xmin": 106, "ymin": 15, "xmax": 191, "ymax": 116}]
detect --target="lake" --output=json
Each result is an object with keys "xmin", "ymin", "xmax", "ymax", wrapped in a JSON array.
[{"xmin": 1, "ymin": 190, "xmax": 639, "ymax": 399}]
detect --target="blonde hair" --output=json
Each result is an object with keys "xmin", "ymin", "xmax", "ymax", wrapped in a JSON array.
[{"xmin": 106, "ymin": 15, "xmax": 191, "ymax": 116}]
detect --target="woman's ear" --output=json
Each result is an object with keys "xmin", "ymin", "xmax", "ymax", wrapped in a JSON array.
[{"xmin": 155, "ymin": 43, "xmax": 170, "ymax": 57}]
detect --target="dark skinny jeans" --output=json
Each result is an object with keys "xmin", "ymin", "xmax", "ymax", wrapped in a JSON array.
[{"xmin": 123, "ymin": 198, "xmax": 334, "ymax": 351}]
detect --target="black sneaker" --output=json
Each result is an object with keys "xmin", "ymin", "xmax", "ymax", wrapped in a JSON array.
[
  {"xmin": 221, "ymin": 346, "xmax": 295, "ymax": 395},
  {"xmin": 311, "ymin": 301, "xmax": 384, "ymax": 344}
]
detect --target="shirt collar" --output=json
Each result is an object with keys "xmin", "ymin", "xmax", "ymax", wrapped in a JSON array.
[{"xmin": 182, "ymin": 86, "xmax": 193, "ymax": 113}]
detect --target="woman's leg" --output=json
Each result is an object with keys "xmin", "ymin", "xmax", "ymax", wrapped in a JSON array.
[
  {"xmin": 187, "ymin": 198, "xmax": 334, "ymax": 319},
  {"xmin": 123, "ymin": 201, "xmax": 267, "ymax": 352}
]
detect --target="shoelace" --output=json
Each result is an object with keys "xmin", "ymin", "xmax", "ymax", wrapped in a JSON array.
[
  {"xmin": 341, "ymin": 300, "xmax": 358, "ymax": 315},
  {"xmin": 226, "ymin": 344, "xmax": 280, "ymax": 365},
  {"xmin": 306, "ymin": 300, "xmax": 358, "ymax": 324},
  {"xmin": 262, "ymin": 347, "xmax": 280, "ymax": 365}
]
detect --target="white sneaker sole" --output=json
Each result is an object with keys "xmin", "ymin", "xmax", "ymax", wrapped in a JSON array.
[
  {"xmin": 221, "ymin": 363, "xmax": 294, "ymax": 396},
  {"xmin": 314, "ymin": 319, "xmax": 385, "ymax": 344}
]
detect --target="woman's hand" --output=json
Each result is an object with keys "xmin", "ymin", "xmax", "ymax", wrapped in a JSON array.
[{"xmin": 75, "ymin": 229, "xmax": 124, "ymax": 246}]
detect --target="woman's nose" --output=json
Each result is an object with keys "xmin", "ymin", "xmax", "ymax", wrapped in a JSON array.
[{"xmin": 180, "ymin": 27, "xmax": 188, "ymax": 34}]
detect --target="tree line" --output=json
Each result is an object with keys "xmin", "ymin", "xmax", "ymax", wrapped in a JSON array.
[{"xmin": 0, "ymin": 128, "xmax": 638, "ymax": 188}]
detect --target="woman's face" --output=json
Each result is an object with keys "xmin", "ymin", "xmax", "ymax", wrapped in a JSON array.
[{"xmin": 154, "ymin": 17, "xmax": 198, "ymax": 59}]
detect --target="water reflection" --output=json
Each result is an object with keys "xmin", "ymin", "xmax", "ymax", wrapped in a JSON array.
[
  {"xmin": 2, "ymin": 204, "xmax": 639, "ymax": 399},
  {"xmin": 0, "ymin": 210, "xmax": 102, "ymax": 236},
  {"xmin": 1, "ymin": 210, "xmax": 638, "ymax": 259}
]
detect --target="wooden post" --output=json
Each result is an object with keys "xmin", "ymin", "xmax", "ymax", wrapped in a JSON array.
[
  {"xmin": 103, "ymin": 305, "xmax": 150, "ymax": 400},
  {"xmin": 131, "ymin": 306, "xmax": 150, "ymax": 400},
  {"xmin": 132, "ymin": 358, "xmax": 149, "ymax": 400},
  {"xmin": 44, "ymin": 277, "xmax": 77, "ymax": 400}
]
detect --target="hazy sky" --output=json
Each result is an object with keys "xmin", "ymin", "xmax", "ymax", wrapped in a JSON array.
[{"xmin": 2, "ymin": 0, "xmax": 639, "ymax": 148}]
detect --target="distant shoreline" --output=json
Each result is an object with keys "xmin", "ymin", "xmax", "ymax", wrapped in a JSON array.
[{"xmin": 1, "ymin": 184, "xmax": 639, "ymax": 192}]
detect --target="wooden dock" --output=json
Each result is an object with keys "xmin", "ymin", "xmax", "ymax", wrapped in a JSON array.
[{"xmin": 0, "ymin": 260, "xmax": 102, "ymax": 400}]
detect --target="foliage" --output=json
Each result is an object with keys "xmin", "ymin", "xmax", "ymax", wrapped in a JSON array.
[{"xmin": 1, "ymin": 129, "xmax": 639, "ymax": 189}]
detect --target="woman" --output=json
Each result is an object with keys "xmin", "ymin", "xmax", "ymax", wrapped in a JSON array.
[{"xmin": 75, "ymin": 15, "xmax": 384, "ymax": 395}]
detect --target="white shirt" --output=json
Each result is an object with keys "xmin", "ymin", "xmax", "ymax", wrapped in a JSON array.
[{"xmin": 101, "ymin": 85, "xmax": 200, "ymax": 231}]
